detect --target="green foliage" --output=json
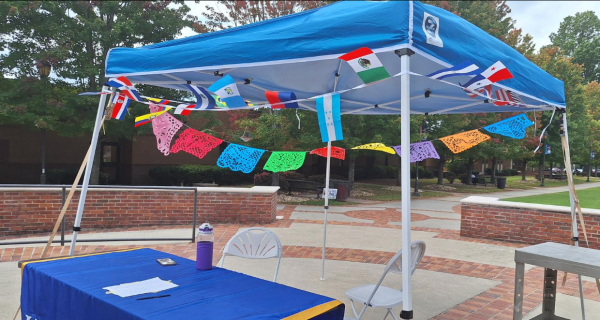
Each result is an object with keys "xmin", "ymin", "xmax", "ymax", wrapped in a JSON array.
[
  {"xmin": 445, "ymin": 172, "xmax": 456, "ymax": 184},
  {"xmin": 148, "ymin": 165, "xmax": 253, "ymax": 186},
  {"xmin": 549, "ymin": 11, "xmax": 600, "ymax": 83}
]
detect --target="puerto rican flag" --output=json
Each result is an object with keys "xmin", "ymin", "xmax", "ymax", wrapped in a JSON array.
[
  {"xmin": 174, "ymin": 103, "xmax": 197, "ymax": 116},
  {"xmin": 106, "ymin": 76, "xmax": 142, "ymax": 101},
  {"xmin": 493, "ymin": 89, "xmax": 524, "ymax": 106},
  {"xmin": 265, "ymin": 91, "xmax": 298, "ymax": 109},
  {"xmin": 110, "ymin": 94, "xmax": 130, "ymax": 120},
  {"xmin": 464, "ymin": 84, "xmax": 492, "ymax": 99},
  {"xmin": 462, "ymin": 61, "xmax": 513, "ymax": 92}
]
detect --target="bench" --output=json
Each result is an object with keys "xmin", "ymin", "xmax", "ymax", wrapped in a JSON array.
[
  {"xmin": 473, "ymin": 177, "xmax": 489, "ymax": 187},
  {"xmin": 287, "ymin": 179, "xmax": 323, "ymax": 199},
  {"xmin": 550, "ymin": 174, "xmax": 567, "ymax": 181}
]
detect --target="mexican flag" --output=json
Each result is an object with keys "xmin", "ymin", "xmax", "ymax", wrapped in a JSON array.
[{"xmin": 339, "ymin": 47, "xmax": 390, "ymax": 84}]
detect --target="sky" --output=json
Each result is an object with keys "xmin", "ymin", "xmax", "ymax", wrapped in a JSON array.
[{"xmin": 183, "ymin": 1, "xmax": 600, "ymax": 50}]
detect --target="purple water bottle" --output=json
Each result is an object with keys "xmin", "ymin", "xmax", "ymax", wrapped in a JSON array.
[{"xmin": 196, "ymin": 223, "xmax": 214, "ymax": 270}]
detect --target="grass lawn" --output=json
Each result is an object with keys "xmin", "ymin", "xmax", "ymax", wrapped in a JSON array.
[
  {"xmin": 504, "ymin": 186, "xmax": 600, "ymax": 209},
  {"xmin": 351, "ymin": 183, "xmax": 449, "ymax": 201}
]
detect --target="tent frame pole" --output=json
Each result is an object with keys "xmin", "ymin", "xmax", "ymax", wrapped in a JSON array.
[
  {"xmin": 399, "ymin": 48, "xmax": 414, "ymax": 319},
  {"xmin": 561, "ymin": 112, "xmax": 586, "ymax": 320},
  {"xmin": 320, "ymin": 141, "xmax": 332, "ymax": 280},
  {"xmin": 69, "ymin": 86, "xmax": 110, "ymax": 255}
]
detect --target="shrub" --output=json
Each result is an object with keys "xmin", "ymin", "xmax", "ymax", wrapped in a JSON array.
[
  {"xmin": 149, "ymin": 165, "xmax": 253, "ymax": 186},
  {"xmin": 47, "ymin": 169, "xmax": 109, "ymax": 185},
  {"xmin": 307, "ymin": 174, "xmax": 346, "ymax": 184},
  {"xmin": 373, "ymin": 166, "xmax": 397, "ymax": 179},
  {"xmin": 445, "ymin": 172, "xmax": 456, "ymax": 184},
  {"xmin": 410, "ymin": 166, "xmax": 434, "ymax": 179},
  {"xmin": 253, "ymin": 172, "xmax": 271, "ymax": 186},
  {"xmin": 281, "ymin": 171, "xmax": 304, "ymax": 180}
]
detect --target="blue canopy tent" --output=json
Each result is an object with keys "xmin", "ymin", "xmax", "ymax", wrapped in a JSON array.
[{"xmin": 70, "ymin": 1, "xmax": 575, "ymax": 319}]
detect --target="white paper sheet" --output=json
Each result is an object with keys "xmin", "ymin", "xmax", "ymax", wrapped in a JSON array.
[{"xmin": 103, "ymin": 277, "xmax": 178, "ymax": 298}]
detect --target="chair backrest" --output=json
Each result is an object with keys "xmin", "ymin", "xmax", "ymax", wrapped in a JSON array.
[
  {"xmin": 385, "ymin": 241, "xmax": 426, "ymax": 276},
  {"xmin": 223, "ymin": 228, "xmax": 282, "ymax": 259}
]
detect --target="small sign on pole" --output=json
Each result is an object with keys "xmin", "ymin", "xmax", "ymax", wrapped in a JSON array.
[
  {"xmin": 322, "ymin": 188, "xmax": 338, "ymax": 200},
  {"xmin": 591, "ymin": 151, "xmax": 596, "ymax": 159},
  {"xmin": 545, "ymin": 145, "xmax": 551, "ymax": 155}
]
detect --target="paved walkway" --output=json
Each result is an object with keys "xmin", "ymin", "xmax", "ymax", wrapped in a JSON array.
[{"xmin": 2, "ymin": 183, "xmax": 600, "ymax": 319}]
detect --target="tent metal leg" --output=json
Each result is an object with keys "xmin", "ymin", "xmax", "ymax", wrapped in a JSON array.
[
  {"xmin": 321, "ymin": 141, "xmax": 332, "ymax": 281},
  {"xmin": 399, "ymin": 52, "xmax": 413, "ymax": 319},
  {"xmin": 69, "ymin": 86, "xmax": 109, "ymax": 255},
  {"xmin": 562, "ymin": 112, "xmax": 586, "ymax": 320}
]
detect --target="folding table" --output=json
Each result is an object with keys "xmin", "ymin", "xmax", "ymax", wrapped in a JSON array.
[{"xmin": 20, "ymin": 248, "xmax": 344, "ymax": 320}]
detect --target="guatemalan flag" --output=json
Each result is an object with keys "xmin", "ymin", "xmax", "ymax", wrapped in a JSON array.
[
  {"xmin": 339, "ymin": 47, "xmax": 390, "ymax": 84},
  {"xmin": 110, "ymin": 94, "xmax": 130, "ymax": 120},
  {"xmin": 265, "ymin": 91, "xmax": 298, "ymax": 109},
  {"xmin": 461, "ymin": 61, "xmax": 513, "ymax": 92},
  {"xmin": 106, "ymin": 76, "xmax": 142, "ymax": 101},
  {"xmin": 208, "ymin": 75, "xmax": 246, "ymax": 108},
  {"xmin": 184, "ymin": 84, "xmax": 217, "ymax": 110},
  {"xmin": 316, "ymin": 93, "xmax": 343, "ymax": 143},
  {"xmin": 426, "ymin": 61, "xmax": 480, "ymax": 80}
]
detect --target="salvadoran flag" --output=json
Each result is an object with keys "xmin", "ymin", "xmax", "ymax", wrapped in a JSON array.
[
  {"xmin": 493, "ymin": 89, "xmax": 524, "ymax": 106},
  {"xmin": 208, "ymin": 75, "xmax": 246, "ymax": 108},
  {"xmin": 110, "ymin": 94, "xmax": 130, "ymax": 120},
  {"xmin": 339, "ymin": 47, "xmax": 390, "ymax": 84},
  {"xmin": 462, "ymin": 61, "xmax": 513, "ymax": 92},
  {"xmin": 426, "ymin": 61, "xmax": 480, "ymax": 80},
  {"xmin": 265, "ymin": 91, "xmax": 298, "ymax": 109},
  {"xmin": 316, "ymin": 93, "xmax": 343, "ymax": 143},
  {"xmin": 134, "ymin": 110, "xmax": 167, "ymax": 127},
  {"xmin": 184, "ymin": 84, "xmax": 216, "ymax": 109}
]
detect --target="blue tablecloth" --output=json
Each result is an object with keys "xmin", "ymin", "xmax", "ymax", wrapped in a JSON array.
[{"xmin": 20, "ymin": 248, "xmax": 344, "ymax": 320}]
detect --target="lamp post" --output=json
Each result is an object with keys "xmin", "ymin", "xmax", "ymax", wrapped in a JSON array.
[
  {"xmin": 37, "ymin": 60, "xmax": 51, "ymax": 184},
  {"xmin": 413, "ymin": 124, "xmax": 428, "ymax": 197},
  {"xmin": 588, "ymin": 148, "xmax": 594, "ymax": 182},
  {"xmin": 540, "ymin": 137, "xmax": 547, "ymax": 187}
]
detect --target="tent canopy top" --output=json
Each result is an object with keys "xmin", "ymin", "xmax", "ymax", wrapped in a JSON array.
[{"xmin": 105, "ymin": 1, "xmax": 565, "ymax": 115}]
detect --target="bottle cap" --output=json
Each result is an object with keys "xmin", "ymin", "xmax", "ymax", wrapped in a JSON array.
[{"xmin": 198, "ymin": 223, "xmax": 213, "ymax": 233}]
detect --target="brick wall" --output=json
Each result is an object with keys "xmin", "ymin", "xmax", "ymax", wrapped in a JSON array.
[
  {"xmin": 0, "ymin": 187, "xmax": 279, "ymax": 237},
  {"xmin": 461, "ymin": 196, "xmax": 600, "ymax": 248}
]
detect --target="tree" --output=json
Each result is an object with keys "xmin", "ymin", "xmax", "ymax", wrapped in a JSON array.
[
  {"xmin": 549, "ymin": 11, "xmax": 600, "ymax": 83},
  {"xmin": 0, "ymin": 1, "xmax": 197, "ymax": 183}
]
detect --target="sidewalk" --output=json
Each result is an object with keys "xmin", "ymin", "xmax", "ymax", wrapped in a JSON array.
[{"xmin": 2, "ymin": 183, "xmax": 599, "ymax": 319}]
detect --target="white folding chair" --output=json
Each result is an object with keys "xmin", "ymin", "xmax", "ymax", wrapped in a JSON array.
[
  {"xmin": 218, "ymin": 227, "xmax": 283, "ymax": 282},
  {"xmin": 345, "ymin": 241, "xmax": 426, "ymax": 320}
]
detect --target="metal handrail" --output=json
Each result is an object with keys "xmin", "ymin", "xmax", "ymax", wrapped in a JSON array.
[{"xmin": 0, "ymin": 184, "xmax": 198, "ymax": 246}]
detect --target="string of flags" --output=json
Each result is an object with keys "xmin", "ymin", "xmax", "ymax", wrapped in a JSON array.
[{"xmin": 137, "ymin": 102, "xmax": 533, "ymax": 174}]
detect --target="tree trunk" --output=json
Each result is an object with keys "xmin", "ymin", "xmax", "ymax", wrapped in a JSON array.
[
  {"xmin": 348, "ymin": 158, "xmax": 356, "ymax": 182},
  {"xmin": 491, "ymin": 157, "xmax": 497, "ymax": 182},
  {"xmin": 271, "ymin": 172, "xmax": 280, "ymax": 186},
  {"xmin": 437, "ymin": 156, "xmax": 446, "ymax": 185},
  {"xmin": 90, "ymin": 140, "xmax": 102, "ymax": 185},
  {"xmin": 466, "ymin": 157, "xmax": 474, "ymax": 185},
  {"xmin": 521, "ymin": 159, "xmax": 527, "ymax": 181},
  {"xmin": 396, "ymin": 160, "xmax": 402, "ymax": 186}
]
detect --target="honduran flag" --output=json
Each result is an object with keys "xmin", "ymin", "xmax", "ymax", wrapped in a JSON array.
[
  {"xmin": 462, "ymin": 61, "xmax": 513, "ymax": 92},
  {"xmin": 316, "ymin": 93, "xmax": 343, "ymax": 143},
  {"xmin": 134, "ymin": 110, "xmax": 167, "ymax": 127},
  {"xmin": 426, "ymin": 61, "xmax": 480, "ymax": 80},
  {"xmin": 110, "ymin": 94, "xmax": 130, "ymax": 120},
  {"xmin": 493, "ymin": 89, "xmax": 524, "ymax": 106},
  {"xmin": 184, "ymin": 84, "xmax": 217, "ymax": 109},
  {"xmin": 339, "ymin": 47, "xmax": 390, "ymax": 84},
  {"xmin": 208, "ymin": 75, "xmax": 246, "ymax": 108},
  {"xmin": 265, "ymin": 91, "xmax": 298, "ymax": 109}
]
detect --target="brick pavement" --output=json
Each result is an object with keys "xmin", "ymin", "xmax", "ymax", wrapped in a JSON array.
[{"xmin": 2, "ymin": 203, "xmax": 598, "ymax": 319}]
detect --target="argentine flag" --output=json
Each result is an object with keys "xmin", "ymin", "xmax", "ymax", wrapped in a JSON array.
[
  {"xmin": 208, "ymin": 75, "xmax": 246, "ymax": 108},
  {"xmin": 316, "ymin": 93, "xmax": 343, "ymax": 143}
]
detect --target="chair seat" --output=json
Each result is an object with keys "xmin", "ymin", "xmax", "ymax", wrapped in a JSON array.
[{"xmin": 345, "ymin": 284, "xmax": 404, "ymax": 308}]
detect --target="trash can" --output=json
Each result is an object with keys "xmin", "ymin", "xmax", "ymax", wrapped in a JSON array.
[
  {"xmin": 335, "ymin": 184, "xmax": 348, "ymax": 202},
  {"xmin": 496, "ymin": 177, "xmax": 507, "ymax": 189}
]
